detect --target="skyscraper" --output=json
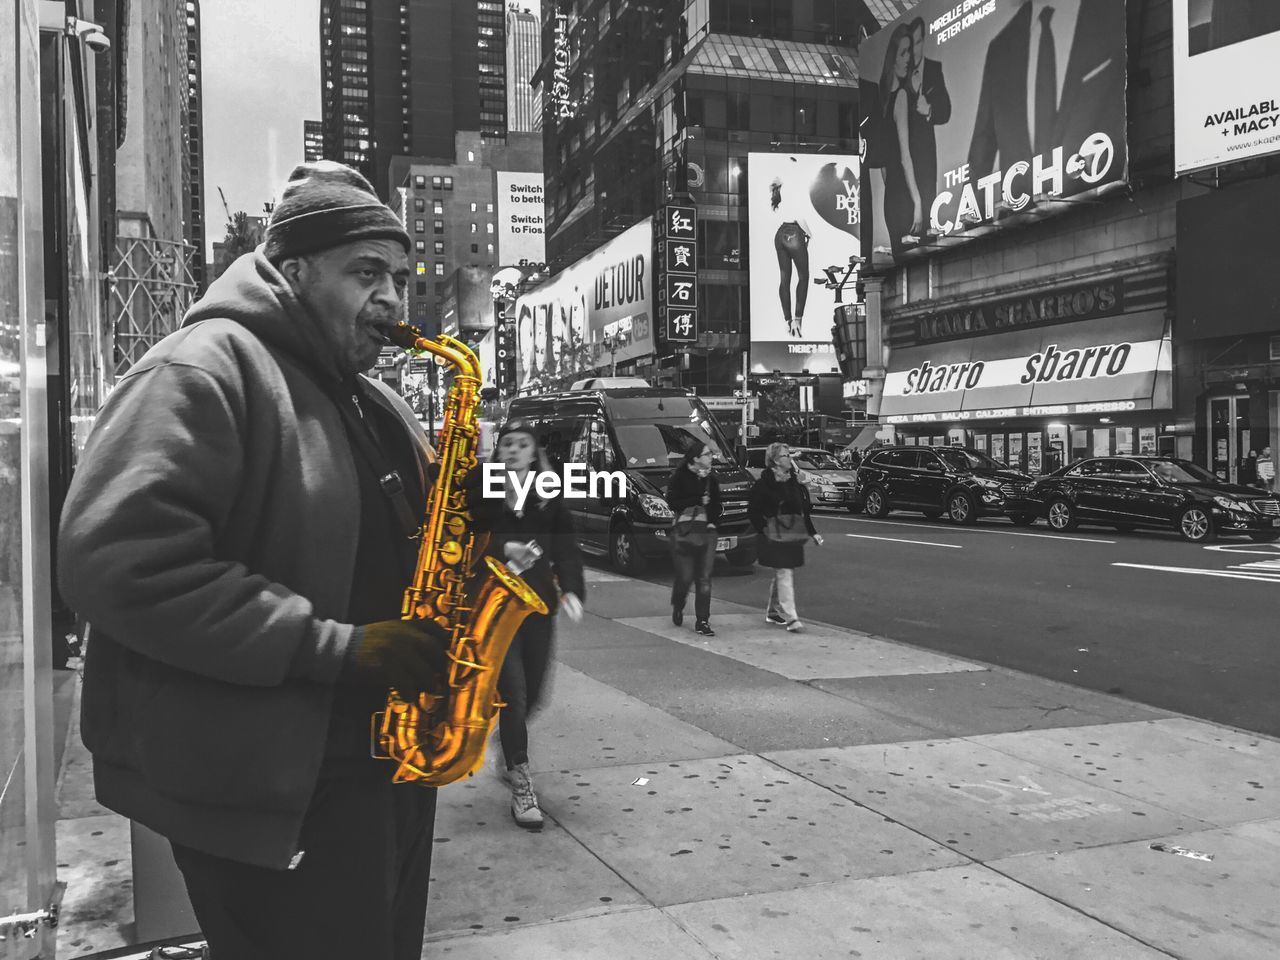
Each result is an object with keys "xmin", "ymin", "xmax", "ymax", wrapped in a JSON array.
[
  {"xmin": 319, "ymin": 0, "xmax": 509, "ymax": 199},
  {"xmin": 304, "ymin": 120, "xmax": 324, "ymax": 162},
  {"xmin": 505, "ymin": 4, "xmax": 540, "ymax": 134},
  {"xmin": 184, "ymin": 0, "xmax": 207, "ymax": 293}
]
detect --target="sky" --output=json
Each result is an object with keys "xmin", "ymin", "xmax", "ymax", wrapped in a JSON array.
[{"xmin": 202, "ymin": 0, "xmax": 321, "ymax": 259}]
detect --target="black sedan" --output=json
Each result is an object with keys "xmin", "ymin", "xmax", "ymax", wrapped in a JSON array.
[
  {"xmin": 853, "ymin": 445, "xmax": 1038, "ymax": 525},
  {"xmin": 1029, "ymin": 456, "xmax": 1280, "ymax": 543}
]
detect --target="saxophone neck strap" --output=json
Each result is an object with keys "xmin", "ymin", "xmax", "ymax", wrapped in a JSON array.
[{"xmin": 333, "ymin": 379, "xmax": 422, "ymax": 541}]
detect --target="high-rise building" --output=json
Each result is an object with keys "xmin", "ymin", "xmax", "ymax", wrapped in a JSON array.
[
  {"xmin": 304, "ymin": 120, "xmax": 324, "ymax": 162},
  {"xmin": 505, "ymin": 4, "xmax": 540, "ymax": 134},
  {"xmin": 536, "ymin": 1, "xmax": 907, "ymax": 394},
  {"xmin": 184, "ymin": 0, "xmax": 207, "ymax": 293},
  {"xmin": 319, "ymin": 0, "xmax": 509, "ymax": 199}
]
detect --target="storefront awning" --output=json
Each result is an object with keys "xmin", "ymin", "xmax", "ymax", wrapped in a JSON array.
[{"xmin": 879, "ymin": 312, "xmax": 1172, "ymax": 425}]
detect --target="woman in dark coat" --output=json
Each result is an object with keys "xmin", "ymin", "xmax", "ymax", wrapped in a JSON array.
[
  {"xmin": 665, "ymin": 441, "xmax": 722, "ymax": 637},
  {"xmin": 466, "ymin": 418, "xmax": 585, "ymax": 831},
  {"xmin": 748, "ymin": 442, "xmax": 824, "ymax": 632}
]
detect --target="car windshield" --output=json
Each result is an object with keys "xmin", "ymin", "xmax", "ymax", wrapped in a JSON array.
[
  {"xmin": 794, "ymin": 451, "xmax": 840, "ymax": 470},
  {"xmin": 613, "ymin": 421, "xmax": 733, "ymax": 468},
  {"xmin": 1146, "ymin": 459, "xmax": 1219, "ymax": 484},
  {"xmin": 936, "ymin": 448, "xmax": 1004, "ymax": 472}
]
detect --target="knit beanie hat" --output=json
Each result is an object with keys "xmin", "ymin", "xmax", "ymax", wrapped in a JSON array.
[
  {"xmin": 263, "ymin": 161, "xmax": 411, "ymax": 263},
  {"xmin": 496, "ymin": 418, "xmax": 539, "ymax": 444}
]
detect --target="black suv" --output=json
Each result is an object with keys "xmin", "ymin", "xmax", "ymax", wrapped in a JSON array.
[
  {"xmin": 506, "ymin": 386, "xmax": 757, "ymax": 573},
  {"xmin": 853, "ymin": 446, "xmax": 1037, "ymax": 525}
]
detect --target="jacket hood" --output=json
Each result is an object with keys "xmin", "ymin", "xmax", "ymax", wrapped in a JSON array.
[{"xmin": 182, "ymin": 249, "xmax": 346, "ymax": 386}]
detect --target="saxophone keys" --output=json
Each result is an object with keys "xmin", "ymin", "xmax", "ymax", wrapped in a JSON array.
[{"xmin": 440, "ymin": 541, "xmax": 464, "ymax": 565}]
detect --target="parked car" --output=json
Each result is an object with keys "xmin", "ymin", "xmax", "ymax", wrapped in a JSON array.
[
  {"xmin": 852, "ymin": 445, "xmax": 1037, "ymax": 525},
  {"xmin": 744, "ymin": 446, "xmax": 861, "ymax": 512},
  {"xmin": 1028, "ymin": 456, "xmax": 1280, "ymax": 543},
  {"xmin": 507, "ymin": 386, "xmax": 757, "ymax": 573}
]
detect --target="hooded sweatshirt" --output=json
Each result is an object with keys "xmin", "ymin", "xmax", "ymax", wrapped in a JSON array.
[{"xmin": 57, "ymin": 251, "xmax": 433, "ymax": 869}]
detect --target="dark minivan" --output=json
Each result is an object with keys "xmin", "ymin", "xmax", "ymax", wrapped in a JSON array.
[
  {"xmin": 853, "ymin": 445, "xmax": 1037, "ymax": 525},
  {"xmin": 506, "ymin": 387, "xmax": 757, "ymax": 573}
]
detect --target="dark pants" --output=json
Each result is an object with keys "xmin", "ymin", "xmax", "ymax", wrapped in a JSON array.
[
  {"xmin": 671, "ymin": 535, "xmax": 716, "ymax": 622},
  {"xmin": 498, "ymin": 611, "xmax": 554, "ymax": 769},
  {"xmin": 774, "ymin": 222, "xmax": 809, "ymax": 324},
  {"xmin": 171, "ymin": 777, "xmax": 437, "ymax": 960}
]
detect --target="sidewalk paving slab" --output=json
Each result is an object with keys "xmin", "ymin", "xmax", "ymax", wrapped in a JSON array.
[
  {"xmin": 812, "ymin": 670, "xmax": 1173, "ymax": 739},
  {"xmin": 428, "ymin": 906, "xmax": 719, "ymax": 958},
  {"xmin": 558, "ymin": 636, "xmax": 938, "ymax": 752},
  {"xmin": 425, "ymin": 775, "xmax": 648, "ymax": 939},
  {"xmin": 55, "ymin": 813, "xmax": 133, "ymax": 959},
  {"xmin": 525, "ymin": 665, "xmax": 740, "ymax": 773},
  {"xmin": 531, "ymin": 753, "xmax": 965, "ymax": 907},
  {"xmin": 972, "ymin": 719, "xmax": 1280, "ymax": 825},
  {"xmin": 618, "ymin": 613, "xmax": 984, "ymax": 680},
  {"xmin": 666, "ymin": 863, "xmax": 1175, "ymax": 960},
  {"xmin": 991, "ymin": 819, "xmax": 1280, "ymax": 960},
  {"xmin": 764, "ymin": 737, "xmax": 1210, "ymax": 862}
]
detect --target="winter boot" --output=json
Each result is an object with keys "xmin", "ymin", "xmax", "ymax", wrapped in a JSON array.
[{"xmin": 509, "ymin": 762, "xmax": 544, "ymax": 830}]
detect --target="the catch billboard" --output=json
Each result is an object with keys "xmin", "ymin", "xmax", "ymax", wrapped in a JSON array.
[
  {"xmin": 747, "ymin": 152, "xmax": 859, "ymax": 374},
  {"xmin": 513, "ymin": 218, "xmax": 653, "ymax": 393},
  {"xmin": 860, "ymin": 0, "xmax": 1128, "ymax": 268},
  {"xmin": 1172, "ymin": 1, "xmax": 1280, "ymax": 174},
  {"xmin": 496, "ymin": 171, "xmax": 546, "ymax": 266}
]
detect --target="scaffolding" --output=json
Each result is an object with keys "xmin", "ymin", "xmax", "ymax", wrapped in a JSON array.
[{"xmin": 109, "ymin": 235, "xmax": 199, "ymax": 375}]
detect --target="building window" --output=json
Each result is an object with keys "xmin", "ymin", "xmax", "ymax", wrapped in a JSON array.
[
  {"xmin": 471, "ymin": 243, "xmax": 479, "ymax": 253},
  {"xmin": 434, "ymin": 263, "xmax": 445, "ymax": 276},
  {"xmin": 433, "ymin": 241, "xmax": 444, "ymax": 254},
  {"xmin": 413, "ymin": 175, "xmax": 425, "ymax": 188},
  {"xmin": 486, "ymin": 223, "xmax": 494, "ymax": 234},
  {"xmin": 486, "ymin": 203, "xmax": 494, "ymax": 213},
  {"xmin": 433, "ymin": 200, "xmax": 444, "ymax": 215},
  {"xmin": 413, "ymin": 197, "xmax": 425, "ymax": 212},
  {"xmin": 487, "ymin": 243, "xmax": 494, "ymax": 254},
  {"xmin": 433, "ymin": 219, "xmax": 444, "ymax": 234},
  {"xmin": 470, "ymin": 202, "xmax": 477, "ymax": 212},
  {"xmin": 416, "ymin": 261, "xmax": 427, "ymax": 275},
  {"xmin": 470, "ymin": 223, "xmax": 478, "ymax": 233},
  {"xmin": 414, "ymin": 219, "xmax": 425, "ymax": 233},
  {"xmin": 432, "ymin": 176, "xmax": 442, "ymax": 189},
  {"xmin": 414, "ymin": 240, "xmax": 425, "ymax": 254},
  {"xmin": 416, "ymin": 281, "xmax": 427, "ymax": 295},
  {"xmin": 443, "ymin": 177, "xmax": 453, "ymax": 190}
]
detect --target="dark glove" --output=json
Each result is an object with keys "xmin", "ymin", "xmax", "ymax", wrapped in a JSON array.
[{"xmin": 342, "ymin": 618, "xmax": 451, "ymax": 700}]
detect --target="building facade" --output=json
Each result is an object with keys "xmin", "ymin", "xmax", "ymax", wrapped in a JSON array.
[
  {"xmin": 861, "ymin": 0, "xmax": 1280, "ymax": 486},
  {"xmin": 304, "ymin": 119, "xmax": 324, "ymax": 161},
  {"xmin": 184, "ymin": 0, "xmax": 207, "ymax": 294},
  {"xmin": 534, "ymin": 0, "xmax": 901, "ymax": 399},
  {"xmin": 506, "ymin": 4, "xmax": 540, "ymax": 133},
  {"xmin": 396, "ymin": 131, "xmax": 543, "ymax": 337},
  {"xmin": 320, "ymin": 0, "xmax": 509, "ymax": 199}
]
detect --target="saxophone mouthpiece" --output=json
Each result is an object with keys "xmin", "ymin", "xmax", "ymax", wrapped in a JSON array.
[{"xmin": 387, "ymin": 322, "xmax": 429, "ymax": 352}]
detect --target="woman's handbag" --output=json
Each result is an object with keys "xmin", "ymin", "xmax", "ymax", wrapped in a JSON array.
[
  {"xmin": 765, "ymin": 512, "xmax": 810, "ymax": 543},
  {"xmin": 670, "ymin": 506, "xmax": 711, "ymax": 553}
]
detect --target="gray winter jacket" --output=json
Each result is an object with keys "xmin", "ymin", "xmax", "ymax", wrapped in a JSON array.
[{"xmin": 57, "ymin": 250, "xmax": 432, "ymax": 869}]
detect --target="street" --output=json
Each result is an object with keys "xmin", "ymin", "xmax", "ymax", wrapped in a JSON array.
[{"xmin": 626, "ymin": 510, "xmax": 1280, "ymax": 739}]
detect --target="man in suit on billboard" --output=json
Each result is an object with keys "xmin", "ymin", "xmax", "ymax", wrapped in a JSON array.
[{"xmin": 967, "ymin": 0, "xmax": 1127, "ymax": 201}]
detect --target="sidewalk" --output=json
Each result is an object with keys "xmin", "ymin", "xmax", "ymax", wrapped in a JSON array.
[{"xmin": 56, "ymin": 567, "xmax": 1280, "ymax": 958}]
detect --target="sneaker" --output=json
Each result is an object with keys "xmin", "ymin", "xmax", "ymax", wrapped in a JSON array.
[
  {"xmin": 672, "ymin": 607, "xmax": 684, "ymax": 627},
  {"xmin": 509, "ymin": 762, "xmax": 543, "ymax": 830},
  {"xmin": 785, "ymin": 620, "xmax": 805, "ymax": 633},
  {"xmin": 765, "ymin": 612, "xmax": 787, "ymax": 625},
  {"xmin": 695, "ymin": 621, "xmax": 715, "ymax": 637}
]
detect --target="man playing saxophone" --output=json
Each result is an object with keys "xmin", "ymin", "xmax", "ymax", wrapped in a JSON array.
[{"xmin": 58, "ymin": 162, "xmax": 452, "ymax": 960}]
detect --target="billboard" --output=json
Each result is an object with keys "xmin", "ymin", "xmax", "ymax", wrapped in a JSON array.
[
  {"xmin": 860, "ymin": 0, "xmax": 1128, "ymax": 268},
  {"xmin": 513, "ymin": 218, "xmax": 653, "ymax": 393},
  {"xmin": 496, "ymin": 171, "xmax": 546, "ymax": 266},
  {"xmin": 1172, "ymin": 1, "xmax": 1280, "ymax": 174},
  {"xmin": 747, "ymin": 152, "xmax": 859, "ymax": 374}
]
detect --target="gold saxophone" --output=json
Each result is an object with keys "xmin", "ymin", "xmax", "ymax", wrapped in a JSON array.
[{"xmin": 372, "ymin": 322, "xmax": 548, "ymax": 786}]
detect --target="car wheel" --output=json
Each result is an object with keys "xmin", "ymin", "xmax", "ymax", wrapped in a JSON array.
[
  {"xmin": 1009, "ymin": 513, "xmax": 1037, "ymax": 527},
  {"xmin": 864, "ymin": 487, "xmax": 891, "ymax": 518},
  {"xmin": 1178, "ymin": 505, "xmax": 1215, "ymax": 543},
  {"xmin": 1248, "ymin": 532, "xmax": 1280, "ymax": 543},
  {"xmin": 922, "ymin": 508, "xmax": 943, "ymax": 520},
  {"xmin": 610, "ymin": 522, "xmax": 647, "ymax": 574},
  {"xmin": 948, "ymin": 491, "xmax": 977, "ymax": 525},
  {"xmin": 1047, "ymin": 498, "xmax": 1078, "ymax": 532}
]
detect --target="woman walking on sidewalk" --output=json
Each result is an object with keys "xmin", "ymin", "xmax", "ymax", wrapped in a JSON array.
[
  {"xmin": 467, "ymin": 419, "xmax": 585, "ymax": 830},
  {"xmin": 665, "ymin": 441, "xmax": 722, "ymax": 637},
  {"xmin": 749, "ymin": 442, "xmax": 824, "ymax": 632}
]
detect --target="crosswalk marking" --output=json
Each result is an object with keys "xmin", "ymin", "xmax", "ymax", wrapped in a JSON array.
[{"xmin": 1113, "ymin": 562, "xmax": 1280, "ymax": 584}]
